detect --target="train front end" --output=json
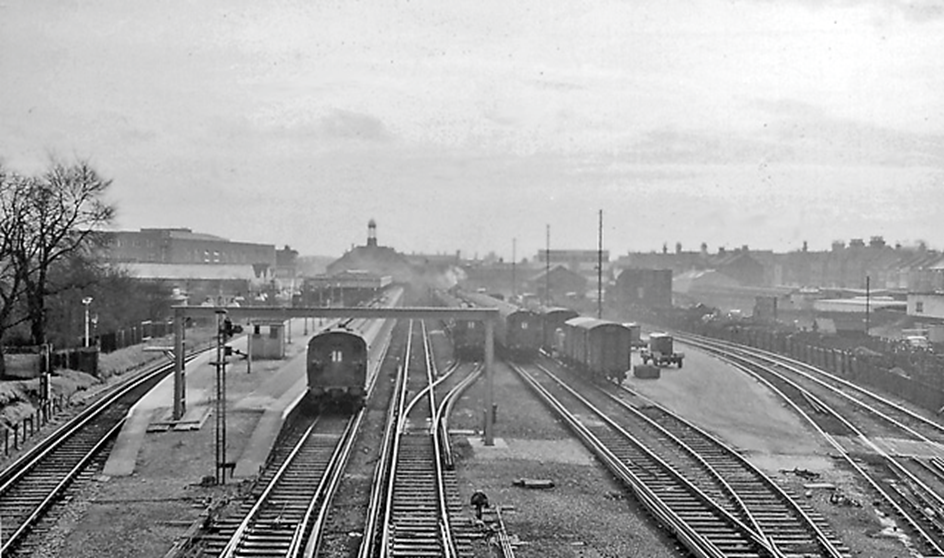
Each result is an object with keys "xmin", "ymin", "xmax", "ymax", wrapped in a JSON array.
[{"xmin": 306, "ymin": 329, "xmax": 368, "ymax": 408}]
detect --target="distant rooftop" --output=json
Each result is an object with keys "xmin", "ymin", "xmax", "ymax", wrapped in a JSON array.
[{"xmin": 137, "ymin": 228, "xmax": 229, "ymax": 242}]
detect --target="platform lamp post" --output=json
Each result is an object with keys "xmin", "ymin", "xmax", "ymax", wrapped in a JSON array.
[{"xmin": 82, "ymin": 296, "xmax": 93, "ymax": 347}]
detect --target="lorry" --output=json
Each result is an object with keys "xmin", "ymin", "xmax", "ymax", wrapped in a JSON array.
[{"xmin": 640, "ymin": 333, "xmax": 684, "ymax": 368}]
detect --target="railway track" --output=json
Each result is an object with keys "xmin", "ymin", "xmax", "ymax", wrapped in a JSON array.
[
  {"xmin": 678, "ymin": 332, "xmax": 944, "ymax": 556},
  {"xmin": 197, "ymin": 312, "xmax": 398, "ymax": 558},
  {"xmin": 202, "ymin": 413, "xmax": 358, "ymax": 558},
  {"xmin": 0, "ymin": 354, "xmax": 203, "ymax": 557},
  {"xmin": 360, "ymin": 320, "xmax": 476, "ymax": 558},
  {"xmin": 513, "ymin": 359, "xmax": 850, "ymax": 558}
]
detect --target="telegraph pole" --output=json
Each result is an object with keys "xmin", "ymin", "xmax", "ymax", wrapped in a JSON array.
[
  {"xmin": 865, "ymin": 275, "xmax": 871, "ymax": 335},
  {"xmin": 545, "ymin": 225, "xmax": 550, "ymax": 306},
  {"xmin": 512, "ymin": 238, "xmax": 517, "ymax": 300},
  {"xmin": 597, "ymin": 209, "xmax": 603, "ymax": 319}
]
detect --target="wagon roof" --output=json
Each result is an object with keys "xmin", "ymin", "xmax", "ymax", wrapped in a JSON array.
[
  {"xmin": 310, "ymin": 328, "xmax": 366, "ymax": 343},
  {"xmin": 539, "ymin": 307, "xmax": 580, "ymax": 318},
  {"xmin": 461, "ymin": 291, "xmax": 528, "ymax": 318},
  {"xmin": 565, "ymin": 317, "xmax": 625, "ymax": 331}
]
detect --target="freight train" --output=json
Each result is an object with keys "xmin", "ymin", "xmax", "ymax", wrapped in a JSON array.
[
  {"xmin": 458, "ymin": 291, "xmax": 543, "ymax": 360},
  {"xmin": 433, "ymin": 289, "xmax": 486, "ymax": 360},
  {"xmin": 306, "ymin": 285, "xmax": 404, "ymax": 408},
  {"xmin": 556, "ymin": 317, "xmax": 633, "ymax": 383},
  {"xmin": 536, "ymin": 306, "xmax": 579, "ymax": 355},
  {"xmin": 437, "ymin": 291, "xmax": 634, "ymax": 384}
]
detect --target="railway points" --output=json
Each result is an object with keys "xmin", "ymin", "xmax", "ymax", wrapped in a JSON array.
[{"xmin": 2, "ymin": 292, "xmax": 936, "ymax": 558}]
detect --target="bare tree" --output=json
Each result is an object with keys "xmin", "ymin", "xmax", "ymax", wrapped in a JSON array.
[
  {"xmin": 0, "ymin": 167, "xmax": 31, "ymax": 344},
  {"xmin": 11, "ymin": 160, "xmax": 115, "ymax": 346}
]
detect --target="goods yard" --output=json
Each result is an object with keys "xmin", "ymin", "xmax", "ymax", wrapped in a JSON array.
[{"xmin": 0, "ymin": 284, "xmax": 938, "ymax": 557}]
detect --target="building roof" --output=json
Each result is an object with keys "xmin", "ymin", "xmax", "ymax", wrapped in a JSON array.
[
  {"xmin": 527, "ymin": 264, "xmax": 588, "ymax": 284},
  {"xmin": 117, "ymin": 263, "xmax": 261, "ymax": 281}
]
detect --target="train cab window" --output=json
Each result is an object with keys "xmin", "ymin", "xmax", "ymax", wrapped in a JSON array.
[
  {"xmin": 331, "ymin": 349, "xmax": 344, "ymax": 362},
  {"xmin": 468, "ymin": 322, "xmax": 476, "ymax": 329}
]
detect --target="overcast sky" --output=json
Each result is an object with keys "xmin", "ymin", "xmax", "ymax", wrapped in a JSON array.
[{"xmin": 1, "ymin": 0, "xmax": 942, "ymax": 259}]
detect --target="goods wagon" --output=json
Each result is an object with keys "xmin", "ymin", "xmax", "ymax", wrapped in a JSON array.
[
  {"xmin": 560, "ymin": 317, "xmax": 632, "ymax": 383},
  {"xmin": 537, "ymin": 306, "xmax": 579, "ymax": 355},
  {"xmin": 306, "ymin": 286, "xmax": 403, "ymax": 408},
  {"xmin": 460, "ymin": 291, "xmax": 542, "ymax": 360},
  {"xmin": 623, "ymin": 322, "xmax": 643, "ymax": 349}
]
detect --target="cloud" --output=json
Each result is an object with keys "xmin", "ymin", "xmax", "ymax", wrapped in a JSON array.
[
  {"xmin": 750, "ymin": 99, "xmax": 944, "ymax": 166},
  {"xmin": 598, "ymin": 100, "xmax": 944, "ymax": 168},
  {"xmin": 318, "ymin": 110, "xmax": 393, "ymax": 142},
  {"xmin": 528, "ymin": 78, "xmax": 587, "ymax": 92},
  {"xmin": 757, "ymin": 0, "xmax": 944, "ymax": 22}
]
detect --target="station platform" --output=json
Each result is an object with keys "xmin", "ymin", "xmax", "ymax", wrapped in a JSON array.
[{"xmin": 103, "ymin": 318, "xmax": 316, "ymax": 478}]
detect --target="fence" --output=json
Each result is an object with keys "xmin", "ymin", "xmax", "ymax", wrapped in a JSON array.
[
  {"xmin": 1, "ymin": 394, "xmax": 67, "ymax": 457},
  {"xmin": 673, "ymin": 314, "xmax": 944, "ymax": 415},
  {"xmin": 98, "ymin": 319, "xmax": 177, "ymax": 354}
]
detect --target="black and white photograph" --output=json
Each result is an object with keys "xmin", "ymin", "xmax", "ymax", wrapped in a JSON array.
[{"xmin": 1, "ymin": 1, "xmax": 943, "ymax": 556}]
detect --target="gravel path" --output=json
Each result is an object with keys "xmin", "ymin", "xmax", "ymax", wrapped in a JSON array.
[{"xmin": 449, "ymin": 360, "xmax": 681, "ymax": 558}]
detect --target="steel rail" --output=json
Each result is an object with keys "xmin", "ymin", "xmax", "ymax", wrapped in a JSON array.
[
  {"xmin": 524, "ymin": 361, "xmax": 792, "ymax": 556},
  {"xmin": 436, "ymin": 363, "xmax": 482, "ymax": 470},
  {"xmin": 378, "ymin": 320, "xmax": 458, "ymax": 557},
  {"xmin": 685, "ymin": 335, "xmax": 944, "ymax": 517},
  {"xmin": 299, "ymin": 309, "xmax": 399, "ymax": 558},
  {"xmin": 683, "ymin": 338, "xmax": 944, "ymax": 556},
  {"xmin": 0, "ymin": 350, "xmax": 208, "ymax": 555},
  {"xmin": 681, "ymin": 333, "xmax": 944, "ymax": 442},
  {"xmin": 202, "ymin": 295, "xmax": 402, "ymax": 558},
  {"xmin": 423, "ymin": 320, "xmax": 460, "ymax": 558},
  {"xmin": 511, "ymin": 361, "xmax": 745, "ymax": 558},
  {"xmin": 557, "ymin": 358, "xmax": 849, "ymax": 558},
  {"xmin": 216, "ymin": 415, "xmax": 351, "ymax": 558},
  {"xmin": 611, "ymin": 382, "xmax": 847, "ymax": 558},
  {"xmin": 0, "ymin": 350, "xmax": 205, "ymax": 490},
  {"xmin": 1, "ymin": 417, "xmax": 124, "ymax": 555},
  {"xmin": 355, "ymin": 325, "xmax": 409, "ymax": 558},
  {"xmin": 492, "ymin": 506, "xmax": 516, "ymax": 558},
  {"xmin": 375, "ymin": 320, "xmax": 415, "ymax": 557}
]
